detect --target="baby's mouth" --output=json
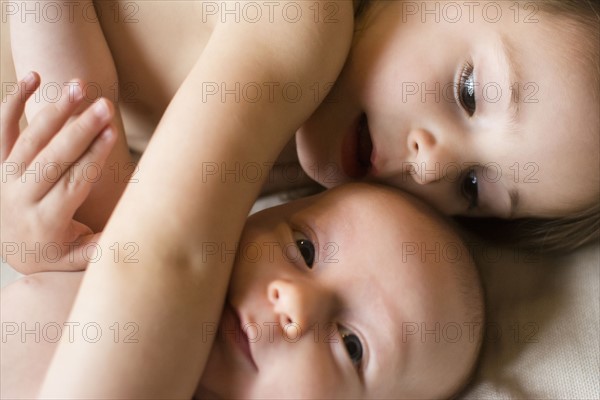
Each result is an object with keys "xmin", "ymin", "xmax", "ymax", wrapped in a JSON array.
[
  {"xmin": 221, "ymin": 303, "xmax": 258, "ymax": 371},
  {"xmin": 234, "ymin": 309, "xmax": 257, "ymax": 370},
  {"xmin": 341, "ymin": 113, "xmax": 373, "ymax": 179}
]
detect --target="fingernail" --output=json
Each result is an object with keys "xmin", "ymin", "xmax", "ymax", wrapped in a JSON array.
[
  {"xmin": 23, "ymin": 71, "xmax": 36, "ymax": 85},
  {"xmin": 68, "ymin": 83, "xmax": 83, "ymax": 102},
  {"xmin": 93, "ymin": 99, "xmax": 109, "ymax": 118}
]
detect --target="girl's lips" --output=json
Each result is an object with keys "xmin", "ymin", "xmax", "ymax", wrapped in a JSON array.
[
  {"xmin": 341, "ymin": 113, "xmax": 373, "ymax": 179},
  {"xmin": 220, "ymin": 303, "xmax": 258, "ymax": 371}
]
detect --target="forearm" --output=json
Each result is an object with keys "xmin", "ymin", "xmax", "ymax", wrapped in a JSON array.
[{"xmin": 9, "ymin": 0, "xmax": 131, "ymax": 231}]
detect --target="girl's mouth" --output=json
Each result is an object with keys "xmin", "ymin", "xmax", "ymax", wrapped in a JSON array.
[{"xmin": 341, "ymin": 113, "xmax": 373, "ymax": 179}]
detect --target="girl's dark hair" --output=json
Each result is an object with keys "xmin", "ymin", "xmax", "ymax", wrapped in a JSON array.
[{"xmin": 456, "ymin": 204, "xmax": 600, "ymax": 253}]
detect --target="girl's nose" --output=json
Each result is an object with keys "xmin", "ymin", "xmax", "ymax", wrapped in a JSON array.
[
  {"xmin": 406, "ymin": 127, "xmax": 447, "ymax": 185},
  {"xmin": 267, "ymin": 279, "xmax": 330, "ymax": 332}
]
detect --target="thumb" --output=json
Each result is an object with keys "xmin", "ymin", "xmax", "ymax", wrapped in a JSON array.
[{"xmin": 57, "ymin": 225, "xmax": 103, "ymax": 271}]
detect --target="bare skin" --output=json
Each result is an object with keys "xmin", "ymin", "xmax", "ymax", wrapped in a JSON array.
[
  {"xmin": 3, "ymin": 0, "xmax": 356, "ymax": 396},
  {"xmin": 3, "ymin": 0, "xmax": 336, "ymax": 277},
  {"xmin": 0, "ymin": 271, "xmax": 84, "ymax": 399},
  {"xmin": 2, "ymin": 1, "xmax": 312, "ymax": 198}
]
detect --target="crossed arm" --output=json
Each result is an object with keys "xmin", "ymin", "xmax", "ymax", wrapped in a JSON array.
[{"xmin": 3, "ymin": 1, "xmax": 354, "ymax": 397}]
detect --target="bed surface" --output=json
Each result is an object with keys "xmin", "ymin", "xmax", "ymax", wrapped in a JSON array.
[{"xmin": 462, "ymin": 241, "xmax": 599, "ymax": 398}]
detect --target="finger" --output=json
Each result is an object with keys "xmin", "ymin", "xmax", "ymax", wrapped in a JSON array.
[
  {"xmin": 16, "ymin": 231, "xmax": 100, "ymax": 274},
  {"xmin": 0, "ymin": 72, "xmax": 40, "ymax": 162},
  {"xmin": 26, "ymin": 99, "xmax": 115, "ymax": 200},
  {"xmin": 56, "ymin": 231, "xmax": 103, "ymax": 272},
  {"xmin": 40, "ymin": 125, "xmax": 116, "ymax": 222},
  {"xmin": 6, "ymin": 80, "xmax": 85, "ymax": 166}
]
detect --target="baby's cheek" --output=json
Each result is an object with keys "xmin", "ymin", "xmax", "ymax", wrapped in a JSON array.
[{"xmin": 254, "ymin": 342, "xmax": 357, "ymax": 398}]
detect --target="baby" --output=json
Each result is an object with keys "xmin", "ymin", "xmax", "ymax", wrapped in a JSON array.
[{"xmin": 1, "ymin": 182, "xmax": 484, "ymax": 399}]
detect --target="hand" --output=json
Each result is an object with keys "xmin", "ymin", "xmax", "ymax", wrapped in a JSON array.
[{"xmin": 1, "ymin": 72, "xmax": 116, "ymax": 274}]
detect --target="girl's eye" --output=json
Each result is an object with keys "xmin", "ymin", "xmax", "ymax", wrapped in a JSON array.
[
  {"xmin": 462, "ymin": 169, "xmax": 479, "ymax": 210},
  {"xmin": 458, "ymin": 62, "xmax": 476, "ymax": 116},
  {"xmin": 293, "ymin": 232, "xmax": 315, "ymax": 268},
  {"xmin": 339, "ymin": 326, "xmax": 363, "ymax": 368}
]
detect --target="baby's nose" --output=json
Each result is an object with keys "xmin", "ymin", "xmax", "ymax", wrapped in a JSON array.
[{"xmin": 267, "ymin": 279, "xmax": 330, "ymax": 333}]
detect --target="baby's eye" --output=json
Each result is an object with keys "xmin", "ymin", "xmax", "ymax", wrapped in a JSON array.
[
  {"xmin": 458, "ymin": 62, "xmax": 476, "ymax": 116},
  {"xmin": 461, "ymin": 169, "xmax": 479, "ymax": 210},
  {"xmin": 339, "ymin": 325, "xmax": 363, "ymax": 368},
  {"xmin": 293, "ymin": 232, "xmax": 315, "ymax": 268}
]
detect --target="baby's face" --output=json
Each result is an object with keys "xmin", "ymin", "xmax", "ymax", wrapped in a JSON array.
[
  {"xmin": 197, "ymin": 184, "xmax": 481, "ymax": 399},
  {"xmin": 297, "ymin": 0, "xmax": 599, "ymax": 219}
]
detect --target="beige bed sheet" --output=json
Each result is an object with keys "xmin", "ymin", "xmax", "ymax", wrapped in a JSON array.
[{"xmin": 462, "ymin": 241, "xmax": 599, "ymax": 399}]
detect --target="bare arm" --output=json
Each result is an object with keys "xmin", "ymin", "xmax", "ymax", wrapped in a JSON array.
[
  {"xmin": 38, "ymin": 2, "xmax": 354, "ymax": 397},
  {"xmin": 9, "ymin": 0, "xmax": 132, "ymax": 232}
]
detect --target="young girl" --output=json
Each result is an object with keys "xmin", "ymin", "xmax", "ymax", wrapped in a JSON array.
[
  {"xmin": 4, "ymin": 0, "xmax": 598, "ymax": 257},
  {"xmin": 1, "ymin": 78, "xmax": 484, "ymax": 398}
]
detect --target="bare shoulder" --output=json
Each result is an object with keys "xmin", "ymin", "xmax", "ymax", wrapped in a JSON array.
[
  {"xmin": 212, "ymin": 0, "xmax": 355, "ymax": 78},
  {"xmin": 195, "ymin": 0, "xmax": 355, "ymax": 140},
  {"xmin": 200, "ymin": 0, "xmax": 355, "ymax": 88},
  {"xmin": 1, "ymin": 271, "xmax": 84, "ymax": 399}
]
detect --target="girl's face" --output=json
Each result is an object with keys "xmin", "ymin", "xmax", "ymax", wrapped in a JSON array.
[
  {"xmin": 196, "ymin": 184, "xmax": 480, "ymax": 399},
  {"xmin": 296, "ymin": 0, "xmax": 599, "ymax": 219}
]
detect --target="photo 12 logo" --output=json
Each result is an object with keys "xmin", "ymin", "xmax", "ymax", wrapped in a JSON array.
[
  {"xmin": 200, "ymin": 1, "xmax": 341, "ymax": 24},
  {"xmin": 2, "ymin": 321, "xmax": 139, "ymax": 344},
  {"xmin": 1, "ymin": 1, "xmax": 140, "ymax": 24},
  {"xmin": 400, "ymin": 1, "xmax": 540, "ymax": 24}
]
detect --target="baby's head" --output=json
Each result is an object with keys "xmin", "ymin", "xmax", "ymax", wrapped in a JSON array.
[
  {"xmin": 197, "ymin": 183, "xmax": 484, "ymax": 399},
  {"xmin": 297, "ymin": 0, "xmax": 599, "ymax": 251}
]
